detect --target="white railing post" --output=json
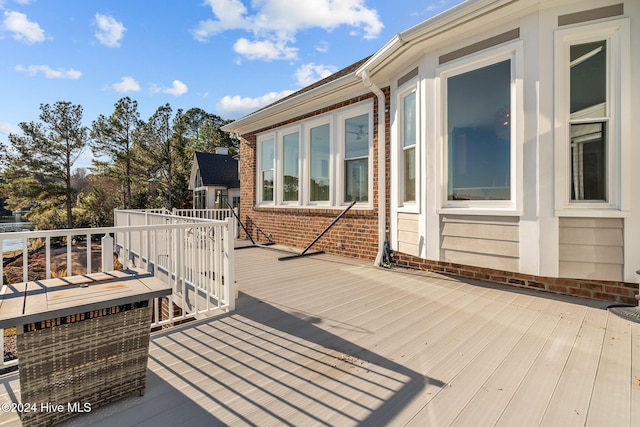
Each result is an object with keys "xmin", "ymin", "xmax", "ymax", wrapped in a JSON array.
[
  {"xmin": 102, "ymin": 234, "xmax": 113, "ymax": 272},
  {"xmin": 224, "ymin": 216, "xmax": 236, "ymax": 309},
  {"xmin": 233, "ymin": 208, "xmax": 239, "ymax": 238}
]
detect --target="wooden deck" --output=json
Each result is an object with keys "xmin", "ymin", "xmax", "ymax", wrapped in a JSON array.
[{"xmin": 1, "ymin": 244, "xmax": 639, "ymax": 426}]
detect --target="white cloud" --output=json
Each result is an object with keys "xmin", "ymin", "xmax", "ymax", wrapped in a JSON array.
[
  {"xmin": 95, "ymin": 13, "xmax": 126, "ymax": 47},
  {"xmin": 294, "ymin": 62, "xmax": 338, "ymax": 87},
  {"xmin": 15, "ymin": 64, "xmax": 81, "ymax": 79},
  {"xmin": 192, "ymin": 0, "xmax": 249, "ymax": 41},
  {"xmin": 233, "ymin": 37, "xmax": 297, "ymax": 61},
  {"xmin": 3, "ymin": 10, "xmax": 45, "ymax": 44},
  {"xmin": 112, "ymin": 76, "xmax": 140, "ymax": 93},
  {"xmin": 0, "ymin": 121, "xmax": 20, "ymax": 136},
  {"xmin": 315, "ymin": 40, "xmax": 329, "ymax": 53},
  {"xmin": 193, "ymin": 0, "xmax": 383, "ymax": 61},
  {"xmin": 216, "ymin": 90, "xmax": 295, "ymax": 118},
  {"xmin": 163, "ymin": 80, "xmax": 188, "ymax": 96}
]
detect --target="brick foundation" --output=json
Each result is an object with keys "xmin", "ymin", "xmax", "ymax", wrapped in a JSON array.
[{"xmin": 393, "ymin": 251, "xmax": 639, "ymax": 305}]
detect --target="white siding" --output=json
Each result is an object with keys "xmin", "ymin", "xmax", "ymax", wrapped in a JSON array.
[
  {"xmin": 441, "ymin": 215, "xmax": 519, "ymax": 271},
  {"xmin": 397, "ymin": 212, "xmax": 420, "ymax": 257},
  {"xmin": 559, "ymin": 218, "xmax": 624, "ymax": 281}
]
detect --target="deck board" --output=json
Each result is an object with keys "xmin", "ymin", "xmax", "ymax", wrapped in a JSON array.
[
  {"xmin": 0, "ymin": 244, "xmax": 637, "ymax": 427},
  {"xmin": 586, "ymin": 313, "xmax": 633, "ymax": 427},
  {"xmin": 541, "ymin": 308, "xmax": 608, "ymax": 426},
  {"xmin": 450, "ymin": 301, "xmax": 561, "ymax": 426},
  {"xmin": 495, "ymin": 302, "xmax": 589, "ymax": 426}
]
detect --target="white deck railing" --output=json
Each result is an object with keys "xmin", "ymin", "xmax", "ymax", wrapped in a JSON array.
[
  {"xmin": 0, "ymin": 210, "xmax": 236, "ymax": 369},
  {"xmin": 172, "ymin": 208, "xmax": 239, "ymax": 238},
  {"xmin": 173, "ymin": 208, "xmax": 233, "ymax": 221}
]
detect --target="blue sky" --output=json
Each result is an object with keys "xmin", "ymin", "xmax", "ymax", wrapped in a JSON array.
[{"xmin": 0, "ymin": 0, "xmax": 464, "ymax": 167}]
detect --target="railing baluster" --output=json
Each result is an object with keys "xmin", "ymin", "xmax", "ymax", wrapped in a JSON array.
[
  {"xmin": 46, "ymin": 236, "xmax": 51, "ymax": 279},
  {"xmin": 86, "ymin": 233, "xmax": 91, "ymax": 274},
  {"xmin": 22, "ymin": 237, "xmax": 28, "ymax": 282},
  {"xmin": 66, "ymin": 235, "xmax": 72, "ymax": 276}
]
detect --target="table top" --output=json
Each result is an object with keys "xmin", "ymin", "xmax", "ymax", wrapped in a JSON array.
[{"xmin": 0, "ymin": 268, "xmax": 171, "ymax": 329}]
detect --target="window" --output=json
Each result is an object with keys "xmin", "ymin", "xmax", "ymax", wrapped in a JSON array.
[
  {"xmin": 309, "ymin": 123, "xmax": 330, "ymax": 202},
  {"xmin": 401, "ymin": 91, "xmax": 417, "ymax": 203},
  {"xmin": 447, "ymin": 59, "xmax": 511, "ymax": 201},
  {"xmin": 254, "ymin": 102, "xmax": 373, "ymax": 209},
  {"xmin": 260, "ymin": 137, "xmax": 274, "ymax": 203},
  {"xmin": 554, "ymin": 18, "xmax": 630, "ymax": 214},
  {"xmin": 569, "ymin": 41, "xmax": 607, "ymax": 201},
  {"xmin": 215, "ymin": 189, "xmax": 228, "ymax": 209},
  {"xmin": 194, "ymin": 189, "xmax": 205, "ymax": 209},
  {"xmin": 282, "ymin": 132, "xmax": 300, "ymax": 202},
  {"xmin": 344, "ymin": 114, "xmax": 369, "ymax": 202}
]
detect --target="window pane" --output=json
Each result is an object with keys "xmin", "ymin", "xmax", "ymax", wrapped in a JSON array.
[
  {"xmin": 447, "ymin": 60, "xmax": 511, "ymax": 200},
  {"xmin": 345, "ymin": 158, "xmax": 368, "ymax": 202},
  {"xmin": 404, "ymin": 147, "xmax": 416, "ymax": 202},
  {"xmin": 310, "ymin": 124, "xmax": 330, "ymax": 201},
  {"xmin": 403, "ymin": 92, "xmax": 416, "ymax": 148},
  {"xmin": 571, "ymin": 122, "xmax": 606, "ymax": 201},
  {"xmin": 282, "ymin": 132, "xmax": 299, "ymax": 202},
  {"xmin": 570, "ymin": 41, "xmax": 606, "ymax": 120},
  {"xmin": 262, "ymin": 170, "xmax": 274, "ymax": 201},
  {"xmin": 261, "ymin": 138, "xmax": 274, "ymax": 202},
  {"xmin": 403, "ymin": 92, "xmax": 417, "ymax": 203},
  {"xmin": 261, "ymin": 138, "xmax": 274, "ymax": 169},
  {"xmin": 345, "ymin": 114, "xmax": 369, "ymax": 159}
]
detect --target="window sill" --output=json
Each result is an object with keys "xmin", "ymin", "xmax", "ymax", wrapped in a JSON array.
[
  {"xmin": 254, "ymin": 204, "xmax": 374, "ymax": 211},
  {"xmin": 555, "ymin": 208, "xmax": 630, "ymax": 218},
  {"xmin": 397, "ymin": 204, "xmax": 420, "ymax": 214},
  {"xmin": 437, "ymin": 207, "xmax": 522, "ymax": 217}
]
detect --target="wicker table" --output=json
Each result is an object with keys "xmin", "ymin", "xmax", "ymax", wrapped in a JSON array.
[{"xmin": 0, "ymin": 269, "xmax": 170, "ymax": 427}]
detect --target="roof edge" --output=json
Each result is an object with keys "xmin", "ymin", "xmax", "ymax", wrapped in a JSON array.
[{"xmin": 355, "ymin": 0, "xmax": 518, "ymax": 76}]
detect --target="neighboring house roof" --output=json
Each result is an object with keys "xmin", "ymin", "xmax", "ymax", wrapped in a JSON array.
[{"xmin": 189, "ymin": 151, "xmax": 239, "ymax": 190}]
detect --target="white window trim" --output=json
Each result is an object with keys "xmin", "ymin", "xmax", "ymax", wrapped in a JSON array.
[
  {"xmin": 254, "ymin": 101, "xmax": 374, "ymax": 210},
  {"xmin": 396, "ymin": 80, "xmax": 421, "ymax": 213},
  {"xmin": 278, "ymin": 125, "xmax": 302, "ymax": 206},
  {"xmin": 436, "ymin": 40, "xmax": 524, "ymax": 216},
  {"xmin": 336, "ymin": 104, "xmax": 374, "ymax": 207},
  {"xmin": 553, "ymin": 17, "xmax": 631, "ymax": 218},
  {"xmin": 256, "ymin": 133, "xmax": 276, "ymax": 206}
]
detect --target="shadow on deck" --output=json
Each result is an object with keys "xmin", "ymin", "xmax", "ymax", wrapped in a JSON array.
[{"xmin": 0, "ymin": 245, "xmax": 638, "ymax": 426}]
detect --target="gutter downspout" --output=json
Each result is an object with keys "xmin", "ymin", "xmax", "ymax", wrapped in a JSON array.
[{"xmin": 360, "ymin": 70, "xmax": 386, "ymax": 266}]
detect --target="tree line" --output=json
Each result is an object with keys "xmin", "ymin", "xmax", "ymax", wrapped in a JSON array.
[{"xmin": 0, "ymin": 98, "xmax": 237, "ymax": 230}]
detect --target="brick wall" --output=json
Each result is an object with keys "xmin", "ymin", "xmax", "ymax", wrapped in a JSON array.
[
  {"xmin": 393, "ymin": 251, "xmax": 638, "ymax": 305},
  {"xmin": 238, "ymin": 89, "xmax": 390, "ymax": 261}
]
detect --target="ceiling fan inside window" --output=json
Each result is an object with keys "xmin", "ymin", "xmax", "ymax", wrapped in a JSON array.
[{"xmin": 347, "ymin": 125, "xmax": 368, "ymax": 140}]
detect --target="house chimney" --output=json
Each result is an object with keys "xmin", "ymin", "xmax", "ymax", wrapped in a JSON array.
[{"xmin": 215, "ymin": 147, "xmax": 229, "ymax": 155}]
